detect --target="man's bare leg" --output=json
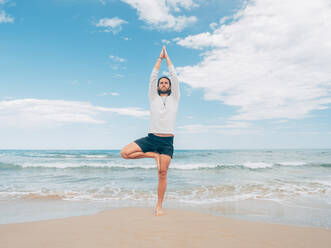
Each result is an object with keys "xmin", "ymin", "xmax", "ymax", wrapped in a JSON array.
[
  {"xmin": 120, "ymin": 142, "xmax": 160, "ymax": 170},
  {"xmin": 155, "ymin": 154, "xmax": 171, "ymax": 216}
]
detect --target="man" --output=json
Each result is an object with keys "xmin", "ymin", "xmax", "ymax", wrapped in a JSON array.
[{"xmin": 120, "ymin": 45, "xmax": 180, "ymax": 216}]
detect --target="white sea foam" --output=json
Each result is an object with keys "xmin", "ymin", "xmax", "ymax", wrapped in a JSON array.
[
  {"xmin": 81, "ymin": 155, "xmax": 110, "ymax": 158},
  {"xmin": 242, "ymin": 162, "xmax": 273, "ymax": 169},
  {"xmin": 170, "ymin": 163, "xmax": 224, "ymax": 169},
  {"xmin": 309, "ymin": 180, "xmax": 331, "ymax": 187},
  {"xmin": 277, "ymin": 161, "xmax": 307, "ymax": 166},
  {"xmin": 2, "ymin": 180, "xmax": 329, "ymax": 204},
  {"xmin": 14, "ymin": 161, "xmax": 226, "ymax": 170},
  {"xmin": 18, "ymin": 162, "xmax": 157, "ymax": 169}
]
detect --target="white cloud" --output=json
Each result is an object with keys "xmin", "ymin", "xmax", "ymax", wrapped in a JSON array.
[
  {"xmin": 98, "ymin": 92, "xmax": 119, "ymax": 96},
  {"xmin": 0, "ymin": 10, "xmax": 13, "ymax": 23},
  {"xmin": 174, "ymin": 0, "xmax": 331, "ymax": 121},
  {"xmin": 0, "ymin": 98, "xmax": 149, "ymax": 128},
  {"xmin": 120, "ymin": 0, "xmax": 198, "ymax": 31},
  {"xmin": 162, "ymin": 39, "xmax": 171, "ymax": 44},
  {"xmin": 208, "ymin": 16, "xmax": 233, "ymax": 31},
  {"xmin": 109, "ymin": 54, "xmax": 125, "ymax": 63},
  {"xmin": 173, "ymin": 32, "xmax": 221, "ymax": 49},
  {"xmin": 0, "ymin": 0, "xmax": 14, "ymax": 24},
  {"xmin": 219, "ymin": 16, "xmax": 230, "ymax": 25},
  {"xmin": 166, "ymin": 0, "xmax": 199, "ymax": 12},
  {"xmin": 209, "ymin": 22, "xmax": 218, "ymax": 30},
  {"xmin": 109, "ymin": 55, "xmax": 126, "ymax": 70},
  {"xmin": 95, "ymin": 17, "xmax": 128, "ymax": 34},
  {"xmin": 99, "ymin": 0, "xmax": 106, "ymax": 5},
  {"xmin": 112, "ymin": 73, "xmax": 124, "ymax": 78}
]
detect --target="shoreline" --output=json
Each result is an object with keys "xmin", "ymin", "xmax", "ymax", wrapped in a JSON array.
[
  {"xmin": 1, "ymin": 207, "xmax": 330, "ymax": 248},
  {"xmin": 1, "ymin": 197, "xmax": 330, "ymax": 229}
]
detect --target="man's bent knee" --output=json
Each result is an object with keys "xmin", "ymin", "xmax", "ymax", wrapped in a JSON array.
[
  {"xmin": 120, "ymin": 142, "xmax": 144, "ymax": 159},
  {"xmin": 120, "ymin": 149, "xmax": 129, "ymax": 159}
]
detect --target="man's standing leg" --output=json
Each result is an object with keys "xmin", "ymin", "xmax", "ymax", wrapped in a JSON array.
[{"xmin": 155, "ymin": 154, "xmax": 171, "ymax": 216}]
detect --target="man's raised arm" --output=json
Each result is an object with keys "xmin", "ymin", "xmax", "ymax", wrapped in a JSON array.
[
  {"xmin": 164, "ymin": 46, "xmax": 180, "ymax": 100},
  {"xmin": 148, "ymin": 48, "xmax": 163, "ymax": 100}
]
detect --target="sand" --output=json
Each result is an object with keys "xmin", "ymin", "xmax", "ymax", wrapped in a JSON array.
[{"xmin": 1, "ymin": 207, "xmax": 330, "ymax": 248}]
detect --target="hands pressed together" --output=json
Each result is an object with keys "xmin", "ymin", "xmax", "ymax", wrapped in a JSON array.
[
  {"xmin": 154, "ymin": 45, "xmax": 172, "ymax": 70},
  {"xmin": 159, "ymin": 45, "xmax": 169, "ymax": 60}
]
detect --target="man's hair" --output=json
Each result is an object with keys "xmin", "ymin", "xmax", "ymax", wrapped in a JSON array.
[{"xmin": 157, "ymin": 76, "xmax": 172, "ymax": 96}]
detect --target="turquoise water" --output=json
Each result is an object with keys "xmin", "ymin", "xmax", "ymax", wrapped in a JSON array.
[{"xmin": 0, "ymin": 149, "xmax": 330, "ymax": 228}]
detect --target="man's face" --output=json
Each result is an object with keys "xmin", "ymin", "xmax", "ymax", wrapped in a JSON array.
[{"xmin": 158, "ymin": 78, "xmax": 170, "ymax": 92}]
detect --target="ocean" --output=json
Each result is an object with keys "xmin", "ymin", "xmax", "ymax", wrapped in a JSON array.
[{"xmin": 0, "ymin": 149, "xmax": 330, "ymax": 228}]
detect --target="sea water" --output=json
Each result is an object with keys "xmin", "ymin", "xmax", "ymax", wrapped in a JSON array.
[{"xmin": 0, "ymin": 149, "xmax": 330, "ymax": 228}]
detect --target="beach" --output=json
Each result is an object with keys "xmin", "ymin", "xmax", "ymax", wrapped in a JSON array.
[
  {"xmin": 1, "ymin": 207, "xmax": 330, "ymax": 248},
  {"xmin": 1, "ymin": 149, "xmax": 331, "ymax": 228}
]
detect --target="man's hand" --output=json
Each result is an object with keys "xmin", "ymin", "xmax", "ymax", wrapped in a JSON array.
[
  {"xmin": 163, "ymin": 45, "xmax": 169, "ymax": 59},
  {"xmin": 160, "ymin": 46, "xmax": 165, "ymax": 59},
  {"xmin": 155, "ymin": 45, "xmax": 172, "ymax": 70},
  {"xmin": 162, "ymin": 45, "xmax": 172, "ymax": 66}
]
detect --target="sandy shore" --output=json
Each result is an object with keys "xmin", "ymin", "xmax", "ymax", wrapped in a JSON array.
[{"xmin": 1, "ymin": 207, "xmax": 330, "ymax": 248}]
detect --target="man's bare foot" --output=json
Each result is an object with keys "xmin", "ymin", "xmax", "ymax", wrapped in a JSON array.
[
  {"xmin": 155, "ymin": 206, "xmax": 165, "ymax": 216},
  {"xmin": 154, "ymin": 153, "xmax": 160, "ymax": 170}
]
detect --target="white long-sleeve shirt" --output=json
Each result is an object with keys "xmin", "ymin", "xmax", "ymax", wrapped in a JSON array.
[{"xmin": 148, "ymin": 64, "xmax": 180, "ymax": 135}]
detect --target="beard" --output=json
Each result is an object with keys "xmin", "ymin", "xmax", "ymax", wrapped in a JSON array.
[{"xmin": 158, "ymin": 87, "xmax": 171, "ymax": 95}]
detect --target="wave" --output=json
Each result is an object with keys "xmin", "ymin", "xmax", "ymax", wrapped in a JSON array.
[
  {"xmin": 242, "ymin": 162, "xmax": 274, "ymax": 169},
  {"xmin": 1, "ymin": 181, "xmax": 330, "ymax": 203},
  {"xmin": 20, "ymin": 153, "xmax": 114, "ymax": 159},
  {"xmin": 243, "ymin": 161, "xmax": 309, "ymax": 169},
  {"xmin": 0, "ymin": 161, "xmax": 153, "ymax": 170},
  {"xmin": 1, "ymin": 161, "xmax": 330, "ymax": 170},
  {"xmin": 0, "ymin": 162, "xmax": 23, "ymax": 170}
]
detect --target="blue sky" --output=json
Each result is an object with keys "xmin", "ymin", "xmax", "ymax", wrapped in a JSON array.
[{"xmin": 1, "ymin": 0, "xmax": 331, "ymax": 149}]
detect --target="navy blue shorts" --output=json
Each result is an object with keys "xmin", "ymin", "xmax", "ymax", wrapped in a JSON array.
[{"xmin": 134, "ymin": 133, "xmax": 174, "ymax": 158}]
